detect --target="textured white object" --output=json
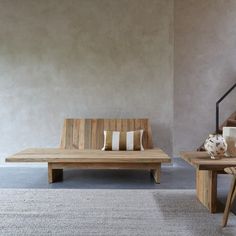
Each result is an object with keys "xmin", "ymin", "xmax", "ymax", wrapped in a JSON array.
[
  {"xmin": 223, "ymin": 127, "xmax": 236, "ymax": 157},
  {"xmin": 204, "ymin": 134, "xmax": 227, "ymax": 159}
]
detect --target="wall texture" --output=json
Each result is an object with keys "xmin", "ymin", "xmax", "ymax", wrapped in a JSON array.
[
  {"xmin": 0, "ymin": 0, "xmax": 174, "ymax": 163},
  {"xmin": 2, "ymin": 0, "xmax": 235, "ymax": 163},
  {"xmin": 174, "ymin": 0, "xmax": 236, "ymax": 155}
]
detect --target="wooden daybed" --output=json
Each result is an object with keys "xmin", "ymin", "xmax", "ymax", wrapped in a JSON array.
[{"xmin": 6, "ymin": 119, "xmax": 171, "ymax": 183}]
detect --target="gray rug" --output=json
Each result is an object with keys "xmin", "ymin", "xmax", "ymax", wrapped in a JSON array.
[{"xmin": 0, "ymin": 189, "xmax": 235, "ymax": 236}]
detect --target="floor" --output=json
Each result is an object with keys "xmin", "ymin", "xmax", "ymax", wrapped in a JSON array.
[
  {"xmin": 2, "ymin": 189, "xmax": 235, "ymax": 236},
  {"xmin": 1, "ymin": 158, "xmax": 235, "ymax": 213}
]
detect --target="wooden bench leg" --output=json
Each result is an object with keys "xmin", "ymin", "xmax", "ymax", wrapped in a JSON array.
[
  {"xmin": 222, "ymin": 176, "xmax": 236, "ymax": 227},
  {"xmin": 151, "ymin": 164, "xmax": 161, "ymax": 184},
  {"xmin": 48, "ymin": 163, "xmax": 63, "ymax": 183},
  {"xmin": 196, "ymin": 169, "xmax": 218, "ymax": 213}
]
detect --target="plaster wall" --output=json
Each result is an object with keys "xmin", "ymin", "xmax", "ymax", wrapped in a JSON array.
[
  {"xmin": 0, "ymin": 0, "xmax": 174, "ymax": 163},
  {"xmin": 174, "ymin": 0, "xmax": 236, "ymax": 155}
]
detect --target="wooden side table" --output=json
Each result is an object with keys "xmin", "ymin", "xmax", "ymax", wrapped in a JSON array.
[{"xmin": 180, "ymin": 151, "xmax": 236, "ymax": 213}]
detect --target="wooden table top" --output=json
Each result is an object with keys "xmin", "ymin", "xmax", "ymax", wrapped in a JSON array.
[
  {"xmin": 180, "ymin": 151, "xmax": 236, "ymax": 170},
  {"xmin": 6, "ymin": 148, "xmax": 171, "ymax": 163}
]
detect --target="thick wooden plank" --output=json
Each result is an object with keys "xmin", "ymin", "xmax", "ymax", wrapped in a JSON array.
[
  {"xmin": 50, "ymin": 162, "xmax": 161, "ymax": 170},
  {"xmin": 96, "ymin": 119, "xmax": 104, "ymax": 149},
  {"xmin": 121, "ymin": 119, "xmax": 128, "ymax": 132},
  {"xmin": 91, "ymin": 119, "xmax": 97, "ymax": 149},
  {"xmin": 134, "ymin": 119, "xmax": 141, "ymax": 130},
  {"xmin": 180, "ymin": 151, "xmax": 211, "ymax": 166},
  {"xmin": 73, "ymin": 120, "xmax": 80, "ymax": 149},
  {"xmin": 196, "ymin": 169, "xmax": 218, "ymax": 213},
  {"xmin": 59, "ymin": 118, "xmax": 153, "ymax": 150},
  {"xmin": 151, "ymin": 164, "xmax": 161, "ymax": 184},
  {"xmin": 103, "ymin": 119, "xmax": 110, "ymax": 131},
  {"xmin": 128, "ymin": 119, "xmax": 135, "ymax": 130},
  {"xmin": 116, "ymin": 119, "xmax": 122, "ymax": 131},
  {"xmin": 6, "ymin": 148, "xmax": 171, "ymax": 163},
  {"xmin": 48, "ymin": 163, "xmax": 63, "ymax": 183},
  {"xmin": 61, "ymin": 119, "xmax": 74, "ymax": 149},
  {"xmin": 109, "ymin": 119, "xmax": 116, "ymax": 130},
  {"xmin": 84, "ymin": 119, "xmax": 92, "ymax": 149},
  {"xmin": 180, "ymin": 151, "xmax": 236, "ymax": 170}
]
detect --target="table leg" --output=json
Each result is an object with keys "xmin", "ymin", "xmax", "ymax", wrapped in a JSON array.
[
  {"xmin": 196, "ymin": 169, "xmax": 218, "ymax": 213},
  {"xmin": 48, "ymin": 163, "xmax": 63, "ymax": 183},
  {"xmin": 222, "ymin": 176, "xmax": 236, "ymax": 227},
  {"xmin": 151, "ymin": 164, "xmax": 161, "ymax": 184}
]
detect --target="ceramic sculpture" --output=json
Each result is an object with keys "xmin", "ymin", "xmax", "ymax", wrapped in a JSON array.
[{"xmin": 204, "ymin": 134, "xmax": 227, "ymax": 159}]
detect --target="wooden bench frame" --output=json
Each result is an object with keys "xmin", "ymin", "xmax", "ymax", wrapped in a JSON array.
[
  {"xmin": 6, "ymin": 119, "xmax": 171, "ymax": 183},
  {"xmin": 48, "ymin": 159, "xmax": 162, "ymax": 184}
]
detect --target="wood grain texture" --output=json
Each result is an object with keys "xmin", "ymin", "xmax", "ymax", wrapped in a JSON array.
[
  {"xmin": 6, "ymin": 118, "xmax": 170, "ymax": 184},
  {"xmin": 60, "ymin": 119, "xmax": 153, "ymax": 150},
  {"xmin": 6, "ymin": 148, "xmax": 171, "ymax": 163},
  {"xmin": 150, "ymin": 164, "xmax": 161, "ymax": 184},
  {"xmin": 180, "ymin": 151, "xmax": 230, "ymax": 213},
  {"xmin": 196, "ymin": 170, "xmax": 218, "ymax": 213},
  {"xmin": 48, "ymin": 163, "xmax": 63, "ymax": 183},
  {"xmin": 50, "ymin": 162, "xmax": 162, "ymax": 170},
  {"xmin": 180, "ymin": 151, "xmax": 236, "ymax": 170}
]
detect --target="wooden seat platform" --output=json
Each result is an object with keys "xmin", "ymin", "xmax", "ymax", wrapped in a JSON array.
[
  {"xmin": 6, "ymin": 119, "xmax": 171, "ymax": 183},
  {"xmin": 6, "ymin": 148, "xmax": 170, "ymax": 183}
]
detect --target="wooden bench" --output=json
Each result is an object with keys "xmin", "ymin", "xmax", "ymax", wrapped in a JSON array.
[{"xmin": 6, "ymin": 119, "xmax": 171, "ymax": 183}]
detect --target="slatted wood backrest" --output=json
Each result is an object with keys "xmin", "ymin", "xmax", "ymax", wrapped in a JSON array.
[{"xmin": 60, "ymin": 119, "xmax": 153, "ymax": 150}]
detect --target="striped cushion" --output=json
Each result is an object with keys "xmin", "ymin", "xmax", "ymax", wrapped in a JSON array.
[{"xmin": 102, "ymin": 130, "xmax": 144, "ymax": 151}]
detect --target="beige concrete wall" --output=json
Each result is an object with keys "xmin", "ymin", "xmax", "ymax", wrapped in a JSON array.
[
  {"xmin": 0, "ymin": 0, "xmax": 174, "ymax": 163},
  {"xmin": 3, "ymin": 0, "xmax": 234, "ymax": 162},
  {"xmin": 174, "ymin": 0, "xmax": 236, "ymax": 155}
]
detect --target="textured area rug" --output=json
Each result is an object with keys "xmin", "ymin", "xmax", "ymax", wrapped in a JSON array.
[{"xmin": 0, "ymin": 189, "xmax": 235, "ymax": 236}]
